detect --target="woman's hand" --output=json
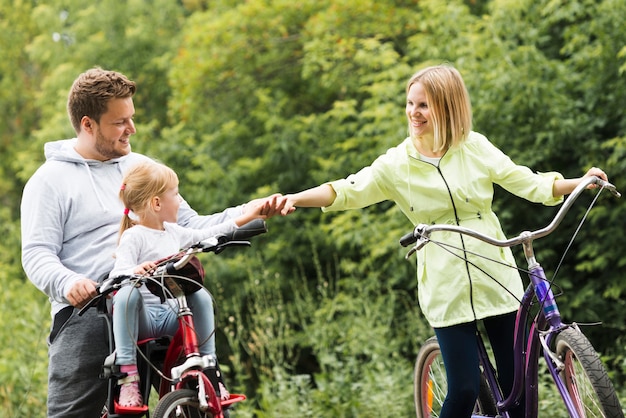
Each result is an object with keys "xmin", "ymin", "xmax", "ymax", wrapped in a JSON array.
[
  {"xmin": 553, "ymin": 167, "xmax": 609, "ymax": 197},
  {"xmin": 582, "ymin": 167, "xmax": 608, "ymax": 188},
  {"xmin": 279, "ymin": 185, "xmax": 338, "ymax": 215}
]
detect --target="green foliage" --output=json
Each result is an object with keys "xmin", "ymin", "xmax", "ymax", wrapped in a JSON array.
[
  {"xmin": 0, "ymin": 213, "xmax": 49, "ymax": 416},
  {"xmin": 2, "ymin": 0, "xmax": 626, "ymax": 415},
  {"xmin": 211, "ymin": 239, "xmax": 423, "ymax": 417}
]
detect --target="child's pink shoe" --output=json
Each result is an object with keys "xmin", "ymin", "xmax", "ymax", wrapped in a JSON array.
[{"xmin": 118, "ymin": 375, "xmax": 143, "ymax": 407}]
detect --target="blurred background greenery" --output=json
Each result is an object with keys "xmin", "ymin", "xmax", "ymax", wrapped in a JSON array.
[{"xmin": 1, "ymin": 0, "xmax": 625, "ymax": 416}]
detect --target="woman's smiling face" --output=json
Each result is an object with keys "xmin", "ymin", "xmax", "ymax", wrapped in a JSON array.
[{"xmin": 406, "ymin": 81, "xmax": 433, "ymax": 139}]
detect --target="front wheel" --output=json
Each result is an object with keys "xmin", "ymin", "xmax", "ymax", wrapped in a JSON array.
[
  {"xmin": 152, "ymin": 388, "xmax": 230, "ymax": 418},
  {"xmin": 553, "ymin": 327, "xmax": 624, "ymax": 418},
  {"xmin": 414, "ymin": 336, "xmax": 497, "ymax": 418}
]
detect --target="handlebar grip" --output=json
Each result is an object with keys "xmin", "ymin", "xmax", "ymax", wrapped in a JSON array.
[
  {"xmin": 77, "ymin": 275, "xmax": 129, "ymax": 316},
  {"xmin": 400, "ymin": 230, "xmax": 417, "ymax": 247},
  {"xmin": 78, "ymin": 296, "xmax": 100, "ymax": 316},
  {"xmin": 229, "ymin": 218, "xmax": 268, "ymax": 241}
]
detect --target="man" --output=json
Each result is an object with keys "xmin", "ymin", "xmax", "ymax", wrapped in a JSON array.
[{"xmin": 20, "ymin": 67, "xmax": 286, "ymax": 417}]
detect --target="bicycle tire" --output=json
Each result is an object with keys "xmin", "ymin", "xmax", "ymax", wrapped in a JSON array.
[
  {"xmin": 152, "ymin": 388, "xmax": 230, "ymax": 418},
  {"xmin": 414, "ymin": 336, "xmax": 497, "ymax": 418},
  {"xmin": 553, "ymin": 327, "xmax": 624, "ymax": 418}
]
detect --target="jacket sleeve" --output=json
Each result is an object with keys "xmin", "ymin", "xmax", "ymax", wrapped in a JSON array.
[
  {"xmin": 477, "ymin": 135, "xmax": 564, "ymax": 206},
  {"xmin": 171, "ymin": 220, "xmax": 239, "ymax": 249},
  {"xmin": 322, "ymin": 154, "xmax": 391, "ymax": 212}
]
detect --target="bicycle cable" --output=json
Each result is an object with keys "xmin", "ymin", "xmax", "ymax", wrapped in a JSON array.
[{"xmin": 548, "ymin": 186, "xmax": 604, "ymax": 285}]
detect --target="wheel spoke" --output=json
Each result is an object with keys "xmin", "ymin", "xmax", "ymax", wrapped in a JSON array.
[
  {"xmin": 555, "ymin": 328, "xmax": 623, "ymax": 418},
  {"xmin": 415, "ymin": 337, "xmax": 497, "ymax": 418},
  {"xmin": 564, "ymin": 351, "xmax": 604, "ymax": 417}
]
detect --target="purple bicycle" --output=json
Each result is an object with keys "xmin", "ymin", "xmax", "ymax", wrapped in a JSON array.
[{"xmin": 401, "ymin": 176, "xmax": 624, "ymax": 418}]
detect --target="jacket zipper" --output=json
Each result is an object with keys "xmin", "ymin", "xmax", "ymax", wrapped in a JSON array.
[{"xmin": 410, "ymin": 154, "xmax": 478, "ymax": 323}]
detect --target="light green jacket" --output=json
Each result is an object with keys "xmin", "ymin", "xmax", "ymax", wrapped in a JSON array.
[{"xmin": 323, "ymin": 131, "xmax": 563, "ymax": 328}]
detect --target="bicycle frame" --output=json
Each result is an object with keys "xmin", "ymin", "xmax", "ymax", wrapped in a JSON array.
[
  {"xmin": 475, "ymin": 269, "xmax": 582, "ymax": 418},
  {"xmin": 155, "ymin": 280, "xmax": 245, "ymax": 416},
  {"xmin": 94, "ymin": 279, "xmax": 241, "ymax": 418},
  {"xmin": 475, "ymin": 201, "xmax": 613, "ymax": 417},
  {"xmin": 159, "ymin": 287, "xmax": 229, "ymax": 415}
]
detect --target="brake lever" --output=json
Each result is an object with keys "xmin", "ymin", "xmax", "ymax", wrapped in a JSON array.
[
  {"xmin": 596, "ymin": 178, "xmax": 621, "ymax": 198},
  {"xmin": 77, "ymin": 275, "xmax": 131, "ymax": 316},
  {"xmin": 405, "ymin": 237, "xmax": 430, "ymax": 260},
  {"xmin": 404, "ymin": 225, "xmax": 430, "ymax": 260},
  {"xmin": 214, "ymin": 240, "xmax": 251, "ymax": 254}
]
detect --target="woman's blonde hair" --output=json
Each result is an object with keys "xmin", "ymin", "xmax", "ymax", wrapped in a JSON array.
[
  {"xmin": 406, "ymin": 64, "xmax": 473, "ymax": 153},
  {"xmin": 118, "ymin": 161, "xmax": 178, "ymax": 238}
]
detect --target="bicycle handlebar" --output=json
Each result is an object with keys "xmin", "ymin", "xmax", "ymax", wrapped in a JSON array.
[
  {"xmin": 400, "ymin": 176, "xmax": 620, "ymax": 258},
  {"xmin": 156, "ymin": 218, "xmax": 268, "ymax": 275},
  {"xmin": 78, "ymin": 219, "xmax": 268, "ymax": 315}
]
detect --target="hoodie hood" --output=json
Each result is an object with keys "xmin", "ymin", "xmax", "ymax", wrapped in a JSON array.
[
  {"xmin": 45, "ymin": 138, "xmax": 127, "ymax": 165},
  {"xmin": 43, "ymin": 139, "xmax": 135, "ymax": 212}
]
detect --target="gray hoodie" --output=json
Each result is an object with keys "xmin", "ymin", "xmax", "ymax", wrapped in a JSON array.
[{"xmin": 21, "ymin": 139, "xmax": 241, "ymax": 318}]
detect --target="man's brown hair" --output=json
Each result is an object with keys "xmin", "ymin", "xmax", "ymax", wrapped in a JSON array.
[{"xmin": 67, "ymin": 67, "xmax": 136, "ymax": 134}]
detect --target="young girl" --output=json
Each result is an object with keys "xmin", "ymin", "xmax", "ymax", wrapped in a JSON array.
[
  {"xmin": 279, "ymin": 64, "xmax": 608, "ymax": 418},
  {"xmin": 109, "ymin": 161, "xmax": 267, "ymax": 408}
]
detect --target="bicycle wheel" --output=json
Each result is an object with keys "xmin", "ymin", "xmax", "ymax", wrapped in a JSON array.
[
  {"xmin": 553, "ymin": 328, "xmax": 624, "ymax": 418},
  {"xmin": 152, "ymin": 388, "xmax": 230, "ymax": 418},
  {"xmin": 414, "ymin": 336, "xmax": 497, "ymax": 418}
]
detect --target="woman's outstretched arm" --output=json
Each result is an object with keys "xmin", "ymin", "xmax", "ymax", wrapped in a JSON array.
[
  {"xmin": 281, "ymin": 184, "xmax": 337, "ymax": 215},
  {"xmin": 552, "ymin": 167, "xmax": 608, "ymax": 197}
]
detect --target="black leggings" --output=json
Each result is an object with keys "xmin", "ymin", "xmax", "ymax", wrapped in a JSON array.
[{"xmin": 434, "ymin": 312, "xmax": 524, "ymax": 418}]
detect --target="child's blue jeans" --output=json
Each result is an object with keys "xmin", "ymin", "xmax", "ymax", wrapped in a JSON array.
[{"xmin": 112, "ymin": 284, "xmax": 216, "ymax": 365}]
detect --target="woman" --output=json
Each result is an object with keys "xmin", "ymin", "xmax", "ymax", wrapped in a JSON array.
[{"xmin": 280, "ymin": 64, "xmax": 607, "ymax": 417}]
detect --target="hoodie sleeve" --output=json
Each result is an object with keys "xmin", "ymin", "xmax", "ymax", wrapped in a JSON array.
[
  {"xmin": 21, "ymin": 171, "xmax": 85, "ymax": 305},
  {"xmin": 167, "ymin": 220, "xmax": 239, "ymax": 249},
  {"xmin": 176, "ymin": 197, "xmax": 244, "ymax": 229}
]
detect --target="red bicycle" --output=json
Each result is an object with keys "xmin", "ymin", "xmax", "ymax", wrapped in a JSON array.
[{"xmin": 80, "ymin": 219, "xmax": 268, "ymax": 418}]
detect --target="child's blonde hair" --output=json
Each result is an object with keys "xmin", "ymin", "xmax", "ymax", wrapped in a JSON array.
[
  {"xmin": 118, "ymin": 161, "xmax": 178, "ymax": 238},
  {"xmin": 406, "ymin": 64, "xmax": 473, "ymax": 153}
]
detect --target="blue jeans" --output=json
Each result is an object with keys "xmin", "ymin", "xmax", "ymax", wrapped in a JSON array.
[
  {"xmin": 434, "ymin": 311, "xmax": 524, "ymax": 418},
  {"xmin": 112, "ymin": 285, "xmax": 217, "ymax": 365}
]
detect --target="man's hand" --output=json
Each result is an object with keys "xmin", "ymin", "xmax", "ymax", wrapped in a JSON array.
[{"xmin": 66, "ymin": 278, "xmax": 99, "ymax": 308}]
